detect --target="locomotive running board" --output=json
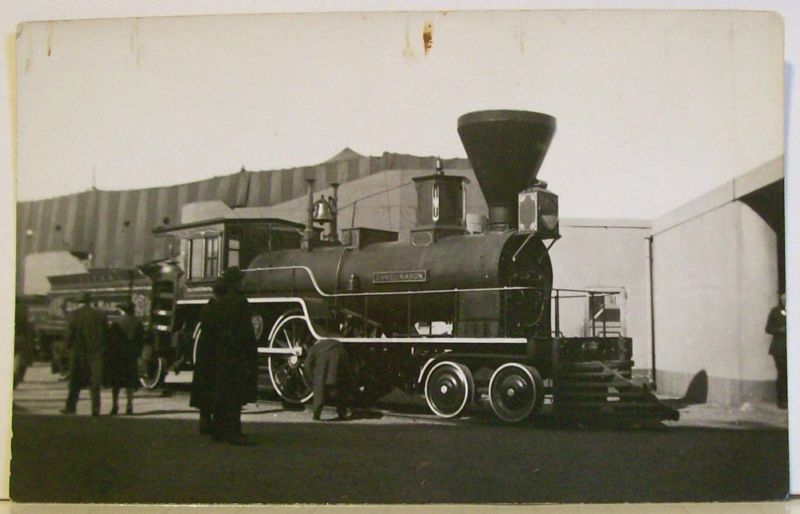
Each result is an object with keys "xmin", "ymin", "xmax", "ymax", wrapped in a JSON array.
[{"xmin": 246, "ymin": 296, "xmax": 529, "ymax": 345}]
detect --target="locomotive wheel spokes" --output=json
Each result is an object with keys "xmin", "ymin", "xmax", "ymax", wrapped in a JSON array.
[
  {"xmin": 268, "ymin": 314, "xmax": 315, "ymax": 404},
  {"xmin": 488, "ymin": 363, "xmax": 543, "ymax": 423},
  {"xmin": 424, "ymin": 361, "xmax": 475, "ymax": 419}
]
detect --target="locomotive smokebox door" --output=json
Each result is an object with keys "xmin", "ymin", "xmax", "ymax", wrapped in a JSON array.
[{"xmin": 518, "ymin": 188, "xmax": 559, "ymax": 239}]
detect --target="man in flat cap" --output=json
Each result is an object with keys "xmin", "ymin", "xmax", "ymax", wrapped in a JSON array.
[{"xmin": 62, "ymin": 293, "xmax": 108, "ymax": 416}]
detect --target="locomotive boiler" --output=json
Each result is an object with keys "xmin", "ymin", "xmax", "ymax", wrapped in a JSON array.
[{"xmin": 145, "ymin": 110, "xmax": 678, "ymax": 423}]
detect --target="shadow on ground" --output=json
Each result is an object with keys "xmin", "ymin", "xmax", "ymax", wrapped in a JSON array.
[{"xmin": 10, "ymin": 412, "xmax": 788, "ymax": 504}]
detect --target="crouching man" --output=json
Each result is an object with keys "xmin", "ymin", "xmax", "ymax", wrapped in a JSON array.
[{"xmin": 305, "ymin": 339, "xmax": 351, "ymax": 421}]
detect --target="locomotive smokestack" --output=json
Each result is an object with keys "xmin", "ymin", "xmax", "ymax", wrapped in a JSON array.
[{"xmin": 457, "ymin": 110, "xmax": 556, "ymax": 231}]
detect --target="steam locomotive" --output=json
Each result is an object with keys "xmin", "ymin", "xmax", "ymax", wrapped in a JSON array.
[{"xmin": 142, "ymin": 110, "xmax": 677, "ymax": 423}]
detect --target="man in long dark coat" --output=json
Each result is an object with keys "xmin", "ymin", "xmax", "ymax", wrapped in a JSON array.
[
  {"xmin": 305, "ymin": 338, "xmax": 350, "ymax": 421},
  {"xmin": 766, "ymin": 293, "xmax": 787, "ymax": 409},
  {"xmin": 61, "ymin": 293, "xmax": 108, "ymax": 416},
  {"xmin": 190, "ymin": 280, "xmax": 224, "ymax": 435},
  {"xmin": 199, "ymin": 268, "xmax": 258, "ymax": 444},
  {"xmin": 14, "ymin": 299, "xmax": 34, "ymax": 389},
  {"xmin": 106, "ymin": 302, "xmax": 144, "ymax": 415}
]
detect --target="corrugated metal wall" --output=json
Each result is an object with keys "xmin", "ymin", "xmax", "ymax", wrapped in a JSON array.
[{"xmin": 16, "ymin": 153, "xmax": 471, "ymax": 288}]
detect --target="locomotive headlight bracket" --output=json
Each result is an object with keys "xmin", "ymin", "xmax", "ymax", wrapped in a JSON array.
[{"xmin": 517, "ymin": 187, "xmax": 559, "ymax": 239}]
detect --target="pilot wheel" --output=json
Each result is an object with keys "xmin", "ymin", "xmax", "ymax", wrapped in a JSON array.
[{"xmin": 488, "ymin": 363, "xmax": 544, "ymax": 423}]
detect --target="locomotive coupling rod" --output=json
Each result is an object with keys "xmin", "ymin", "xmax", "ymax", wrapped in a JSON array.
[{"xmin": 257, "ymin": 348, "xmax": 301, "ymax": 356}]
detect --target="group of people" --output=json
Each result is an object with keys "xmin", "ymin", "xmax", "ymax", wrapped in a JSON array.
[
  {"xmin": 189, "ymin": 267, "xmax": 353, "ymax": 445},
  {"xmin": 59, "ymin": 294, "xmax": 144, "ymax": 416}
]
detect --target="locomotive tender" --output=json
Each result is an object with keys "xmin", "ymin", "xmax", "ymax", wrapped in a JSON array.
[{"xmin": 146, "ymin": 110, "xmax": 677, "ymax": 423}]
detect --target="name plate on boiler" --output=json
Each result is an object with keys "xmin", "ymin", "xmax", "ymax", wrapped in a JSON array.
[{"xmin": 372, "ymin": 270, "xmax": 428, "ymax": 284}]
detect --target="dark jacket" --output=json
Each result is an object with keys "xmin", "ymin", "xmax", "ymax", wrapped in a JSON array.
[
  {"xmin": 766, "ymin": 305, "xmax": 787, "ymax": 357},
  {"xmin": 14, "ymin": 303, "xmax": 34, "ymax": 363},
  {"xmin": 305, "ymin": 339, "xmax": 349, "ymax": 388},
  {"xmin": 190, "ymin": 299, "xmax": 217, "ymax": 410},
  {"xmin": 194, "ymin": 291, "xmax": 258, "ymax": 409},
  {"xmin": 67, "ymin": 304, "xmax": 108, "ymax": 388},
  {"xmin": 106, "ymin": 314, "xmax": 144, "ymax": 389}
]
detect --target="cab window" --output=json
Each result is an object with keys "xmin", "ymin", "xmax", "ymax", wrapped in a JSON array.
[{"xmin": 188, "ymin": 235, "xmax": 220, "ymax": 280}]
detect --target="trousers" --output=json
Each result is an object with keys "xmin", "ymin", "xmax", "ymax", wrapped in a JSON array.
[
  {"xmin": 65, "ymin": 378, "xmax": 101, "ymax": 415},
  {"xmin": 312, "ymin": 385, "xmax": 348, "ymax": 420},
  {"xmin": 774, "ymin": 354, "xmax": 787, "ymax": 407},
  {"xmin": 212, "ymin": 403, "xmax": 242, "ymax": 440}
]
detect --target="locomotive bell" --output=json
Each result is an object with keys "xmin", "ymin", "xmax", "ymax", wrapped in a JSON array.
[{"xmin": 312, "ymin": 199, "xmax": 334, "ymax": 223}]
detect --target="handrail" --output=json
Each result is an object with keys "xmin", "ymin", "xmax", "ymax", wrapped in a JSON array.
[{"xmin": 243, "ymin": 265, "xmax": 621, "ymax": 299}]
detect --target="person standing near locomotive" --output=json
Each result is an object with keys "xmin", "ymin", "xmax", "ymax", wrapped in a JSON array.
[
  {"xmin": 200, "ymin": 267, "xmax": 259, "ymax": 444},
  {"xmin": 105, "ymin": 303, "xmax": 144, "ymax": 415},
  {"xmin": 61, "ymin": 293, "xmax": 108, "ymax": 416},
  {"xmin": 189, "ymin": 279, "xmax": 225, "ymax": 435},
  {"xmin": 14, "ymin": 299, "xmax": 34, "ymax": 389},
  {"xmin": 766, "ymin": 293, "xmax": 787, "ymax": 409},
  {"xmin": 305, "ymin": 338, "xmax": 351, "ymax": 421}
]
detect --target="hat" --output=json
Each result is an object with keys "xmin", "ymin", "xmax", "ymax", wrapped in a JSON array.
[
  {"xmin": 221, "ymin": 266, "xmax": 245, "ymax": 287},
  {"xmin": 79, "ymin": 292, "xmax": 92, "ymax": 304},
  {"xmin": 212, "ymin": 277, "xmax": 229, "ymax": 296}
]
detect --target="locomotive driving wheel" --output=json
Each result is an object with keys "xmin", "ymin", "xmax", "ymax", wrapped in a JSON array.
[
  {"xmin": 488, "ymin": 363, "xmax": 544, "ymax": 423},
  {"xmin": 424, "ymin": 361, "xmax": 475, "ymax": 419},
  {"xmin": 268, "ymin": 314, "xmax": 316, "ymax": 404},
  {"xmin": 138, "ymin": 344, "xmax": 164, "ymax": 390}
]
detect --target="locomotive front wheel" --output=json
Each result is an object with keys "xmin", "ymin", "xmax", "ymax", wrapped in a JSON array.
[
  {"xmin": 424, "ymin": 361, "xmax": 475, "ymax": 419},
  {"xmin": 488, "ymin": 363, "xmax": 544, "ymax": 423},
  {"xmin": 268, "ymin": 314, "xmax": 316, "ymax": 404}
]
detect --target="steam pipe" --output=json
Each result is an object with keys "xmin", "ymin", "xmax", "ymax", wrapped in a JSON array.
[{"xmin": 303, "ymin": 178, "xmax": 315, "ymax": 251}]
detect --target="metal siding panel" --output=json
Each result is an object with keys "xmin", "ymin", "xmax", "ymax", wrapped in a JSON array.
[
  {"xmin": 246, "ymin": 171, "xmax": 262, "ymax": 206},
  {"xmin": 292, "ymin": 167, "xmax": 305, "ymax": 199},
  {"xmin": 235, "ymin": 172, "xmax": 250, "ymax": 206},
  {"xmin": 166, "ymin": 185, "xmax": 180, "ymax": 226},
  {"xmin": 94, "ymin": 191, "xmax": 120, "ymax": 267},
  {"xmin": 34, "ymin": 199, "xmax": 52, "ymax": 252},
  {"xmin": 176, "ymin": 183, "xmax": 190, "ymax": 218},
  {"xmin": 346, "ymin": 159, "xmax": 358, "ymax": 182},
  {"xmin": 132, "ymin": 189, "xmax": 150, "ymax": 265},
  {"xmin": 185, "ymin": 181, "xmax": 199, "ymax": 204},
  {"xmin": 196, "ymin": 177, "xmax": 212, "ymax": 200},
  {"xmin": 359, "ymin": 156, "xmax": 371, "ymax": 177},
  {"xmin": 325, "ymin": 162, "xmax": 338, "ymax": 187},
  {"xmin": 45, "ymin": 196, "xmax": 64, "ymax": 249},
  {"xmin": 222, "ymin": 175, "xmax": 237, "ymax": 204},
  {"xmin": 63, "ymin": 193, "xmax": 80, "ymax": 252},
  {"xmin": 270, "ymin": 171, "xmax": 281, "ymax": 205},
  {"xmin": 280, "ymin": 169, "xmax": 293, "ymax": 203},
  {"xmin": 81, "ymin": 190, "xmax": 99, "ymax": 257},
  {"xmin": 117, "ymin": 190, "xmax": 138, "ymax": 267},
  {"xmin": 156, "ymin": 186, "xmax": 170, "ymax": 227},
  {"xmin": 144, "ymin": 188, "xmax": 161, "ymax": 261}
]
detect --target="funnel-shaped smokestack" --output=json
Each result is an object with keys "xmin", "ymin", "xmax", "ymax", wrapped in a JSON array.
[{"xmin": 458, "ymin": 110, "xmax": 556, "ymax": 230}]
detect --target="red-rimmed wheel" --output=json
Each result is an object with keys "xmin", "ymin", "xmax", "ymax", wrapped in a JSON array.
[
  {"xmin": 268, "ymin": 314, "xmax": 316, "ymax": 404},
  {"xmin": 488, "ymin": 363, "xmax": 543, "ymax": 423},
  {"xmin": 424, "ymin": 361, "xmax": 475, "ymax": 419}
]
